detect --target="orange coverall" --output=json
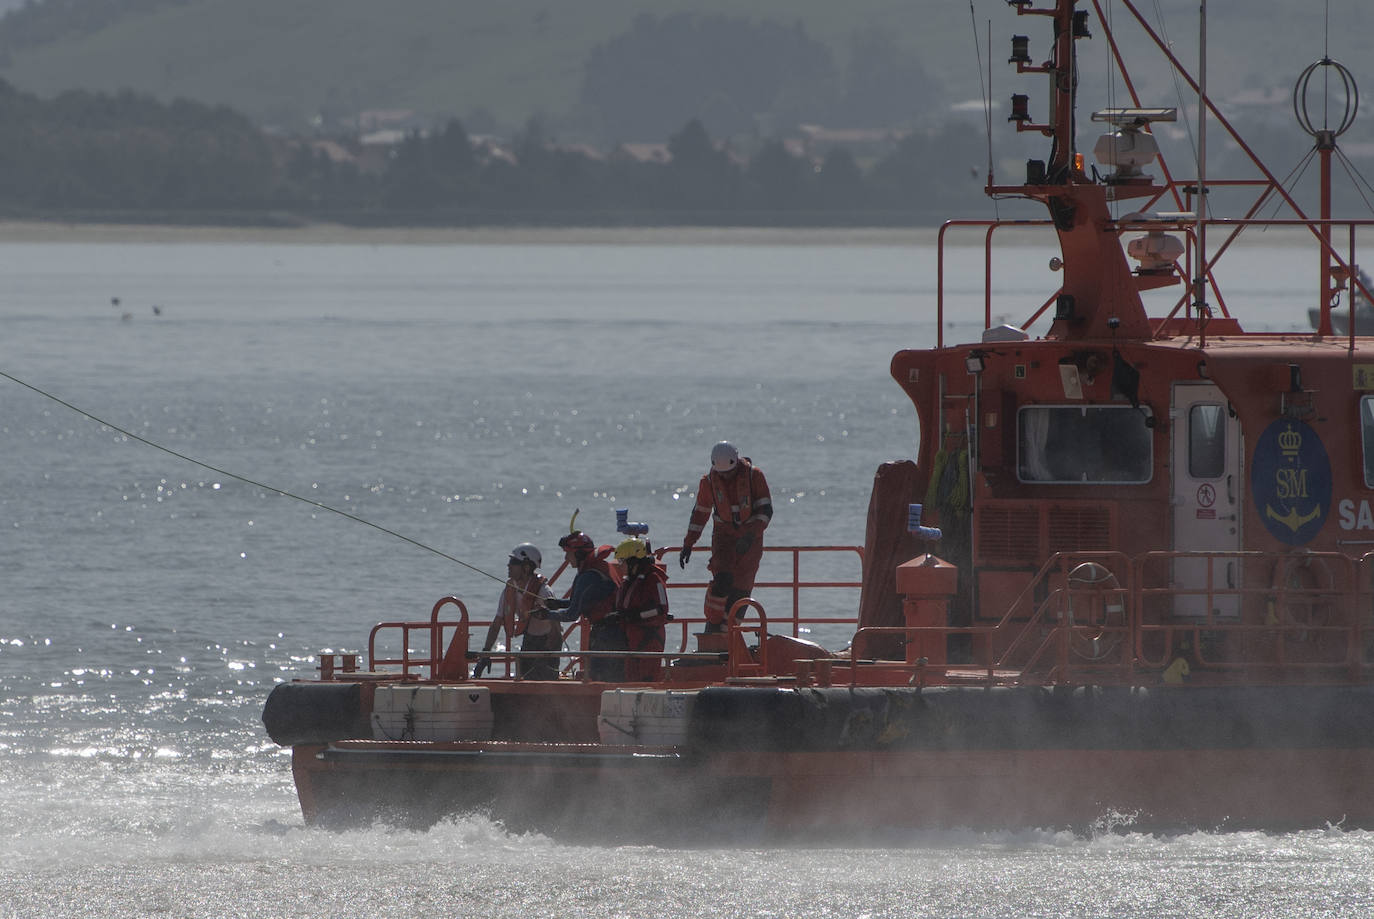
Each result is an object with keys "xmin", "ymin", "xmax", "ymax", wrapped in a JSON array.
[{"xmin": 682, "ymin": 459, "xmax": 772, "ymax": 625}]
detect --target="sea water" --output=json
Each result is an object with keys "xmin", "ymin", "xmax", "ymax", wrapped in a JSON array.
[{"xmin": 2, "ymin": 229, "xmax": 1371, "ymax": 918}]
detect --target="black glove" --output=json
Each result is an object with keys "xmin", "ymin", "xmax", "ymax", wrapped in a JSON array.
[
  {"xmin": 543, "ymin": 597, "xmax": 570, "ymax": 610},
  {"xmin": 735, "ymin": 533, "xmax": 754, "ymax": 555},
  {"xmin": 472, "ymin": 656, "xmax": 491, "ymax": 678},
  {"xmin": 679, "ymin": 546, "xmax": 692, "ymax": 569}
]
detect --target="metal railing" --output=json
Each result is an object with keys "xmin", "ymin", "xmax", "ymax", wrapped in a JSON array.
[
  {"xmin": 937, "ymin": 212, "xmax": 1374, "ymax": 346},
  {"xmin": 350, "ymin": 546, "xmax": 861, "ymax": 682},
  {"xmin": 828, "ymin": 549, "xmax": 1374, "ymax": 688},
  {"xmin": 366, "ymin": 596, "xmax": 471, "ymax": 679},
  {"xmin": 340, "ymin": 547, "xmax": 1373, "ymax": 687},
  {"xmin": 654, "ymin": 544, "xmax": 863, "ymax": 651}
]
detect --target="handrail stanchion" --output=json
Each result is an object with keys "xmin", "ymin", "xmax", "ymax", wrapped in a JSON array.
[
  {"xmin": 726, "ymin": 598, "xmax": 768, "ymax": 678},
  {"xmin": 430, "ymin": 596, "xmax": 469, "ymax": 680}
]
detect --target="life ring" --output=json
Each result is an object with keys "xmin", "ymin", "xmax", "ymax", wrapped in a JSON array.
[
  {"xmin": 1269, "ymin": 554, "xmax": 1337, "ymax": 643},
  {"xmin": 1065, "ymin": 561, "xmax": 1126, "ymax": 661}
]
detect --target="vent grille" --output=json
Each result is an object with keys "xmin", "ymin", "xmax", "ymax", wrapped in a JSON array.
[
  {"xmin": 1047, "ymin": 505, "xmax": 1114, "ymax": 552},
  {"xmin": 976, "ymin": 505, "xmax": 1040, "ymax": 562},
  {"xmin": 976, "ymin": 502, "xmax": 1116, "ymax": 564}
]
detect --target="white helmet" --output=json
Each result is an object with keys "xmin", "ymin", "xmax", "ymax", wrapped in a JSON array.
[
  {"xmin": 509, "ymin": 543, "xmax": 542, "ymax": 567},
  {"xmin": 711, "ymin": 441, "xmax": 739, "ymax": 472}
]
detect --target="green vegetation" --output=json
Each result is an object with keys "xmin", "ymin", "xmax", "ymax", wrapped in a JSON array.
[
  {"xmin": 0, "ymin": 78, "xmax": 991, "ymax": 225},
  {"xmin": 1, "ymin": 0, "xmax": 1368, "ymax": 141},
  {"xmin": 0, "ymin": 0, "xmax": 965, "ymax": 134},
  {"xmin": 1, "ymin": 1, "xmax": 1369, "ymax": 227},
  {"xmin": 0, "ymin": 79, "xmax": 279, "ymax": 214}
]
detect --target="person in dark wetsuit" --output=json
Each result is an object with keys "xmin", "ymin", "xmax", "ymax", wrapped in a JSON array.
[{"xmin": 546, "ymin": 528, "xmax": 623, "ymax": 681}]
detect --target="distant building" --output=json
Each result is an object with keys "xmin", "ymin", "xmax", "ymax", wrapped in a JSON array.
[
  {"xmin": 277, "ymin": 137, "xmax": 365, "ymax": 171},
  {"xmin": 356, "ymin": 109, "xmax": 425, "ymax": 133},
  {"xmin": 794, "ymin": 124, "xmax": 909, "ymax": 161},
  {"xmin": 360, "ymin": 129, "xmax": 408, "ymax": 147},
  {"xmin": 613, "ymin": 142, "xmax": 672, "ymax": 165},
  {"xmin": 302, "ymin": 139, "xmax": 355, "ymax": 165},
  {"xmin": 554, "ymin": 143, "xmax": 606, "ymax": 162},
  {"xmin": 471, "ymin": 135, "xmax": 517, "ymax": 166},
  {"xmin": 353, "ymin": 133, "xmax": 399, "ymax": 174}
]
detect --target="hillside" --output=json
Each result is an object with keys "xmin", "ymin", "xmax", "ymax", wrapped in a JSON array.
[{"xmin": 0, "ymin": 0, "xmax": 1370, "ymax": 139}]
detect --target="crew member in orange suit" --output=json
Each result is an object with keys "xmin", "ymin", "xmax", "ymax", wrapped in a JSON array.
[
  {"xmin": 678, "ymin": 441, "xmax": 772, "ymax": 632},
  {"xmin": 612, "ymin": 537, "xmax": 669, "ymax": 682}
]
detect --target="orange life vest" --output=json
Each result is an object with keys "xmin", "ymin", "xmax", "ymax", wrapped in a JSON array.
[
  {"xmin": 685, "ymin": 459, "xmax": 772, "ymax": 547},
  {"xmin": 499, "ymin": 574, "xmax": 551, "ymax": 637},
  {"xmin": 615, "ymin": 563, "xmax": 669, "ymax": 628}
]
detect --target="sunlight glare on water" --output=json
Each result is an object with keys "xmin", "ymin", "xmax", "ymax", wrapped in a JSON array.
[{"xmin": 0, "ymin": 232, "xmax": 1356, "ymax": 918}]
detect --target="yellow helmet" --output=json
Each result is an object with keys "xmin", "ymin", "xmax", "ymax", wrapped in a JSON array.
[{"xmin": 614, "ymin": 537, "xmax": 650, "ymax": 561}]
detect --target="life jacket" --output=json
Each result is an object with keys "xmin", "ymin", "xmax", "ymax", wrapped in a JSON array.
[
  {"xmin": 615, "ymin": 562, "xmax": 669, "ymax": 629},
  {"xmin": 575, "ymin": 553, "xmax": 617, "ymax": 624},
  {"xmin": 499, "ymin": 574, "xmax": 550, "ymax": 637},
  {"xmin": 597, "ymin": 544, "xmax": 625, "ymax": 586},
  {"xmin": 686, "ymin": 459, "xmax": 772, "ymax": 545}
]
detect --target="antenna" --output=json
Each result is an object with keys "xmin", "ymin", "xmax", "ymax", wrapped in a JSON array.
[
  {"xmin": 1193, "ymin": 0, "xmax": 1209, "ymax": 326},
  {"xmin": 1294, "ymin": 56, "xmax": 1359, "ymax": 336},
  {"xmin": 970, "ymin": 0, "xmax": 997, "ymax": 212}
]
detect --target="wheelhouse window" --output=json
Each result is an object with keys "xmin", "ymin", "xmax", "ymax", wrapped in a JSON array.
[
  {"xmin": 1362, "ymin": 395, "xmax": 1374, "ymax": 487},
  {"xmin": 1188, "ymin": 403, "xmax": 1226, "ymax": 479},
  {"xmin": 1017, "ymin": 405, "xmax": 1153, "ymax": 484}
]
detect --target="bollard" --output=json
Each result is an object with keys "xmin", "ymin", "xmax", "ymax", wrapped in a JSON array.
[{"xmin": 894, "ymin": 554, "xmax": 958, "ymax": 667}]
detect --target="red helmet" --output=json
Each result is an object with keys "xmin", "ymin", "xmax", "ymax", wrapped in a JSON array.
[{"xmin": 559, "ymin": 531, "xmax": 595, "ymax": 555}]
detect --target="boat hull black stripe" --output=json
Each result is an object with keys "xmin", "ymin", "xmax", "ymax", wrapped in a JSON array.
[
  {"xmin": 686, "ymin": 685, "xmax": 1374, "ymax": 752},
  {"xmin": 320, "ymin": 747, "xmax": 682, "ymax": 767}
]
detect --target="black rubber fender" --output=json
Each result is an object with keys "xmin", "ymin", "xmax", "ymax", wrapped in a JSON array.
[
  {"xmin": 685, "ymin": 684, "xmax": 1374, "ymax": 753},
  {"xmin": 688, "ymin": 687, "xmax": 938, "ymax": 752},
  {"xmin": 687, "ymin": 687, "xmax": 811, "ymax": 752},
  {"xmin": 262, "ymin": 681, "xmax": 370, "ymax": 745}
]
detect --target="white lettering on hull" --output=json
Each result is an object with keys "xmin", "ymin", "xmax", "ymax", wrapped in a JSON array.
[{"xmin": 1337, "ymin": 498, "xmax": 1374, "ymax": 530}]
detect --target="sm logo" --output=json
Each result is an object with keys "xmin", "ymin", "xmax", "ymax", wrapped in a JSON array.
[
  {"xmin": 1251, "ymin": 419, "xmax": 1331, "ymax": 545},
  {"xmin": 1275, "ymin": 467, "xmax": 1309, "ymax": 500}
]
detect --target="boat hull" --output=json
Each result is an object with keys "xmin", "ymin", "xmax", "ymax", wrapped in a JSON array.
[
  {"xmin": 281, "ymin": 683, "xmax": 1374, "ymax": 837},
  {"xmin": 293, "ymin": 742, "xmax": 1374, "ymax": 837}
]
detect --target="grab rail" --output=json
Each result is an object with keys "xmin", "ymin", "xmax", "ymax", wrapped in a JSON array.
[
  {"xmin": 937, "ymin": 216, "xmax": 1374, "ymax": 346},
  {"xmin": 655, "ymin": 544, "xmax": 863, "ymax": 651},
  {"xmin": 366, "ymin": 596, "xmax": 470, "ymax": 679},
  {"xmin": 345, "ymin": 547, "xmax": 1373, "ymax": 686},
  {"xmin": 827, "ymin": 549, "xmax": 1373, "ymax": 688},
  {"xmin": 347, "ymin": 547, "xmax": 859, "ymax": 681}
]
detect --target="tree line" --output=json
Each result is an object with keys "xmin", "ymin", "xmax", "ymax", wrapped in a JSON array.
[
  {"xmin": 0, "ymin": 79, "xmax": 992, "ymax": 226},
  {"xmin": 0, "ymin": 5, "xmax": 944, "ymax": 145},
  {"xmin": 578, "ymin": 13, "xmax": 940, "ymax": 142}
]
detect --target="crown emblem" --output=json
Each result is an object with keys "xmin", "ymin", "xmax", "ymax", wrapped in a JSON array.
[{"xmin": 1278, "ymin": 424, "xmax": 1302, "ymax": 459}]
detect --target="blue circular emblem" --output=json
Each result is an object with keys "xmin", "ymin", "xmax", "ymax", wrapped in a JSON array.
[{"xmin": 1250, "ymin": 419, "xmax": 1331, "ymax": 545}]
